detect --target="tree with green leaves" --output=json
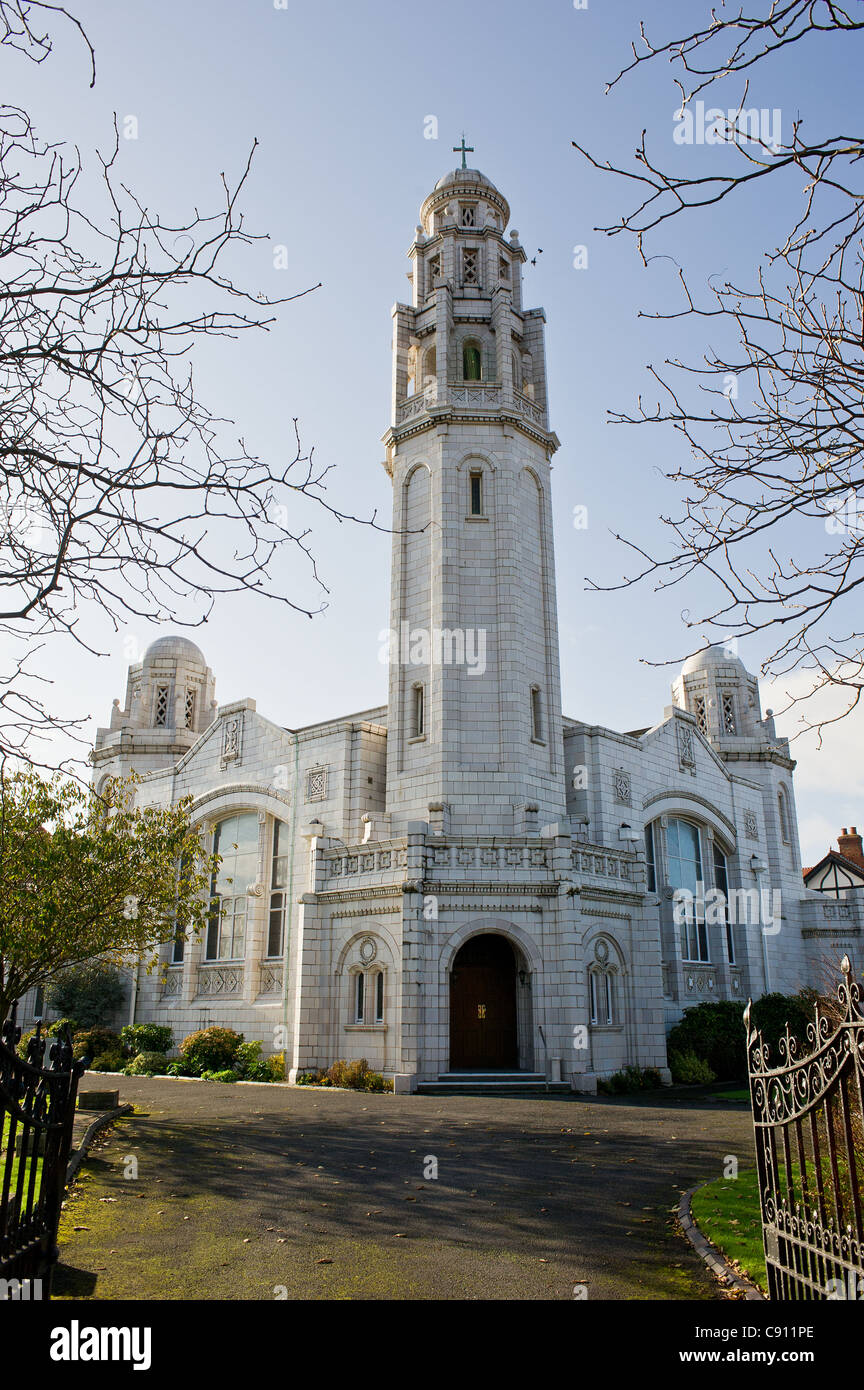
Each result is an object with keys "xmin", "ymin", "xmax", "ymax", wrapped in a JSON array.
[
  {"xmin": 43, "ymin": 959, "xmax": 126, "ymax": 1029},
  {"xmin": 0, "ymin": 768, "xmax": 216, "ymax": 1025}
]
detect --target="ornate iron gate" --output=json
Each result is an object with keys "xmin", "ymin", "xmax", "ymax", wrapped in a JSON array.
[
  {"xmin": 0, "ymin": 1015, "xmax": 84, "ymax": 1298},
  {"xmin": 746, "ymin": 956, "xmax": 864, "ymax": 1299}
]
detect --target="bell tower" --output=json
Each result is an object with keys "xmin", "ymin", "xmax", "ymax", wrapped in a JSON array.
[{"xmin": 382, "ymin": 157, "xmax": 566, "ymax": 835}]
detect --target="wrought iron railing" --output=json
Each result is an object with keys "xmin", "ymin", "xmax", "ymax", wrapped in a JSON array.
[
  {"xmin": 746, "ymin": 956, "xmax": 864, "ymax": 1299},
  {"xmin": 0, "ymin": 1014, "xmax": 84, "ymax": 1298}
]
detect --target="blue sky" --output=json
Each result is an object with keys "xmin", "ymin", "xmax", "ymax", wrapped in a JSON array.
[{"xmin": 6, "ymin": 0, "xmax": 863, "ymax": 865}]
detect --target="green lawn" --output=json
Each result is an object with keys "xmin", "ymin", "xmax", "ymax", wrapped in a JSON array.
[
  {"xmin": 691, "ymin": 1168, "xmax": 768, "ymax": 1294},
  {"xmin": 710, "ymin": 1088, "xmax": 750, "ymax": 1103},
  {"xmin": 1, "ymin": 1112, "xmax": 45, "ymax": 1200}
]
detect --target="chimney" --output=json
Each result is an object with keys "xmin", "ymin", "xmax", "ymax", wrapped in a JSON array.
[{"xmin": 837, "ymin": 826, "xmax": 864, "ymax": 869}]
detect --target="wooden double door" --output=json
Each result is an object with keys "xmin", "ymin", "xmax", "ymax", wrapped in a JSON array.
[{"xmin": 449, "ymin": 934, "xmax": 518, "ymax": 1071}]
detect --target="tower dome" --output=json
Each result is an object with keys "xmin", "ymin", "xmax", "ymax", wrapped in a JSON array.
[
  {"xmin": 680, "ymin": 644, "xmax": 746, "ymax": 678},
  {"xmin": 126, "ymin": 633, "xmax": 215, "ymax": 734},
  {"xmin": 419, "ymin": 166, "xmax": 510, "ymax": 236},
  {"xmin": 673, "ymin": 645, "xmax": 761, "ymax": 740},
  {"xmin": 143, "ymin": 634, "xmax": 207, "ymax": 667}
]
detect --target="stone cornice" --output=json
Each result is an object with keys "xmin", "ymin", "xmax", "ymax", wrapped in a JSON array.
[
  {"xmin": 576, "ymin": 886, "xmax": 644, "ymax": 907},
  {"xmin": 419, "ymin": 880, "xmax": 558, "ymax": 897},
  {"xmin": 316, "ymin": 885, "xmax": 403, "ymax": 905},
  {"xmin": 718, "ymin": 747, "xmax": 797, "ymax": 771},
  {"xmin": 382, "ymin": 410, "xmax": 559, "ymax": 455}
]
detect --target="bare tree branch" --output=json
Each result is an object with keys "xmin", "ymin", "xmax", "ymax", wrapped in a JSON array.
[
  {"xmin": 575, "ymin": 0, "xmax": 864, "ymax": 737},
  {"xmin": 0, "ymin": 4, "xmax": 386, "ymax": 765}
]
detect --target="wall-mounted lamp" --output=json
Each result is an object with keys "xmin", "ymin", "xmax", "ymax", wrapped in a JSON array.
[{"xmin": 750, "ymin": 854, "xmax": 768, "ymax": 876}]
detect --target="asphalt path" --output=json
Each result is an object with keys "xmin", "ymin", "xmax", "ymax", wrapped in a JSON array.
[{"xmin": 54, "ymin": 1076, "xmax": 755, "ymax": 1301}]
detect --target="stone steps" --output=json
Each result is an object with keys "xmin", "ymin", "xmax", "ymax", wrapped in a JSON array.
[{"xmin": 416, "ymin": 1071, "xmax": 571, "ymax": 1097}]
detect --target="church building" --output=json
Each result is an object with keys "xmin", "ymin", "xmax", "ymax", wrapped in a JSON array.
[{"xmin": 82, "ymin": 163, "xmax": 860, "ymax": 1092}]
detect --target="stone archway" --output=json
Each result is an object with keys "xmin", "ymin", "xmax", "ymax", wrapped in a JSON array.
[{"xmin": 449, "ymin": 934, "xmax": 518, "ymax": 1070}]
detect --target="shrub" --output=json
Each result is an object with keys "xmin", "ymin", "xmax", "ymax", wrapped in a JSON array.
[
  {"xmin": 44, "ymin": 962, "xmax": 126, "ymax": 1029},
  {"xmin": 598, "ymin": 1064, "xmax": 663, "ymax": 1095},
  {"xmin": 201, "ymin": 1068, "xmax": 238, "ymax": 1083},
  {"xmin": 90, "ymin": 1052, "xmax": 125, "ymax": 1073},
  {"xmin": 18, "ymin": 1021, "xmax": 77, "ymax": 1062},
  {"xmin": 120, "ymin": 1023, "xmax": 173, "ymax": 1057},
  {"xmin": 318, "ymin": 1059, "xmax": 393, "ymax": 1092},
  {"xmin": 668, "ymin": 1048, "xmax": 716, "ymax": 1085},
  {"xmin": 16, "ymin": 1029, "xmax": 37, "ymax": 1061},
  {"xmin": 166, "ymin": 1059, "xmax": 196, "ymax": 1077},
  {"xmin": 46, "ymin": 1017, "xmax": 79, "ymax": 1038},
  {"xmin": 178, "ymin": 1027, "xmax": 243, "ymax": 1076},
  {"xmin": 125, "ymin": 1051, "xmax": 169, "ymax": 1076},
  {"xmin": 668, "ymin": 994, "xmax": 815, "ymax": 1082},
  {"xmin": 296, "ymin": 1068, "xmax": 325, "ymax": 1086},
  {"xmin": 750, "ymin": 993, "xmax": 814, "ymax": 1067},
  {"xmin": 363, "ymin": 1071, "xmax": 392, "ymax": 1093},
  {"xmin": 269, "ymin": 1052, "xmax": 286, "ymax": 1081},
  {"xmin": 73, "ymin": 1027, "xmax": 121, "ymax": 1062},
  {"xmin": 234, "ymin": 1040, "xmax": 262, "ymax": 1078},
  {"xmin": 327, "ymin": 1058, "xmax": 366, "ymax": 1089},
  {"xmin": 667, "ymin": 1001, "xmax": 749, "ymax": 1081}
]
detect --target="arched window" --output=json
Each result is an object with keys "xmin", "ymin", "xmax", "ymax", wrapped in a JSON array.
[
  {"xmin": 778, "ymin": 786, "xmax": 791, "ymax": 844},
  {"xmin": 589, "ymin": 967, "xmax": 616, "ymax": 1025},
  {"xmin": 350, "ymin": 967, "xmax": 385, "ymax": 1024},
  {"xmin": 267, "ymin": 818, "xmax": 290, "ymax": 957},
  {"xmin": 511, "ymin": 349, "xmax": 522, "ymax": 391},
  {"xmin": 713, "ymin": 842, "xmax": 734, "ymax": 964},
  {"xmin": 645, "ymin": 823, "xmax": 657, "ymax": 893},
  {"xmin": 206, "ymin": 812, "xmax": 258, "ymax": 960},
  {"xmin": 423, "ymin": 346, "xmax": 437, "ymax": 386},
  {"xmin": 462, "ymin": 340, "xmax": 482, "ymax": 381},
  {"xmin": 666, "ymin": 818, "xmax": 709, "ymax": 962},
  {"xmin": 521, "ymin": 353, "xmax": 535, "ymax": 399},
  {"xmin": 469, "ymin": 470, "xmax": 483, "ymax": 517}
]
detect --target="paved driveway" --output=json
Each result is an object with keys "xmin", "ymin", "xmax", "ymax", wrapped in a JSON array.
[{"xmin": 56, "ymin": 1078, "xmax": 755, "ymax": 1301}]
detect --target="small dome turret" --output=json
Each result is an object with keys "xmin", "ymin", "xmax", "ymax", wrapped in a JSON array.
[
  {"xmin": 420, "ymin": 166, "xmax": 510, "ymax": 236},
  {"xmin": 673, "ymin": 644, "xmax": 762, "ymax": 740},
  {"xmin": 680, "ymin": 644, "xmax": 746, "ymax": 678},
  {"xmin": 143, "ymin": 634, "xmax": 207, "ymax": 667}
]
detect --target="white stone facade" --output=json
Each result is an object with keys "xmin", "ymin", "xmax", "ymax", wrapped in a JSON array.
[{"xmin": 76, "ymin": 168, "xmax": 859, "ymax": 1090}]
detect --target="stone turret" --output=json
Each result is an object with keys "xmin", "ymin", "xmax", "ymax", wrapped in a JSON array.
[
  {"xmin": 671, "ymin": 645, "xmax": 765, "ymax": 743},
  {"xmin": 93, "ymin": 634, "xmax": 216, "ymax": 782}
]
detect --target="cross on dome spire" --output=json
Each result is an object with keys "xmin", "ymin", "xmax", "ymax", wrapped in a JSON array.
[{"xmin": 453, "ymin": 135, "xmax": 474, "ymax": 170}]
